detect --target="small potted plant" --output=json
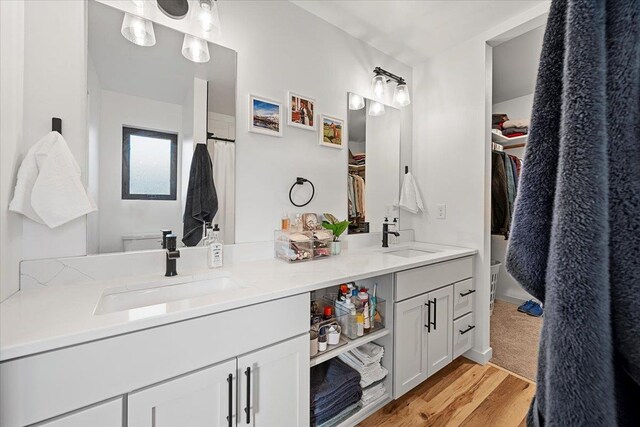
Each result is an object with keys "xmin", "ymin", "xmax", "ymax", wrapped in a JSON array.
[{"xmin": 322, "ymin": 213, "xmax": 349, "ymax": 255}]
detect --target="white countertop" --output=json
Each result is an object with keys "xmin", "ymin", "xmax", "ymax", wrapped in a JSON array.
[{"xmin": 0, "ymin": 242, "xmax": 475, "ymax": 361}]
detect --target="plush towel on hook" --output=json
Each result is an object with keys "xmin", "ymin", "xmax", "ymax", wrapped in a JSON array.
[
  {"xmin": 506, "ymin": 0, "xmax": 640, "ymax": 425},
  {"xmin": 9, "ymin": 131, "xmax": 96, "ymax": 228},
  {"xmin": 396, "ymin": 172, "xmax": 424, "ymax": 214},
  {"xmin": 182, "ymin": 143, "xmax": 218, "ymax": 246}
]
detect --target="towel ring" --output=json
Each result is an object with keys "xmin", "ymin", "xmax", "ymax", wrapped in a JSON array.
[{"xmin": 289, "ymin": 177, "xmax": 315, "ymax": 207}]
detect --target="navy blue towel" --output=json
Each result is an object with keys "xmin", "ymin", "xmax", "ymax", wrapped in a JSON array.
[
  {"xmin": 310, "ymin": 359, "xmax": 362, "ymax": 426},
  {"xmin": 182, "ymin": 144, "xmax": 218, "ymax": 246},
  {"xmin": 506, "ymin": 0, "xmax": 640, "ymax": 425}
]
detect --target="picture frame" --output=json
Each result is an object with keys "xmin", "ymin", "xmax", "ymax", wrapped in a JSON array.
[
  {"xmin": 287, "ymin": 92, "xmax": 316, "ymax": 130},
  {"xmin": 249, "ymin": 94, "xmax": 283, "ymax": 137},
  {"xmin": 319, "ymin": 114, "xmax": 344, "ymax": 149}
]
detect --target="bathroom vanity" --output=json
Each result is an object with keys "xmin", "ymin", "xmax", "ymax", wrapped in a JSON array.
[{"xmin": 0, "ymin": 242, "xmax": 476, "ymax": 426}]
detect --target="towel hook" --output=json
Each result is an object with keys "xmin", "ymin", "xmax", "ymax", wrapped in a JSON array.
[
  {"xmin": 289, "ymin": 177, "xmax": 315, "ymax": 207},
  {"xmin": 405, "ymin": 165, "xmax": 409, "ymax": 174},
  {"xmin": 52, "ymin": 117, "xmax": 62, "ymax": 135}
]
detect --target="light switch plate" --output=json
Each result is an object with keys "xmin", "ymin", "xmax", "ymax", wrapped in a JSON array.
[{"xmin": 437, "ymin": 204, "xmax": 446, "ymax": 219}]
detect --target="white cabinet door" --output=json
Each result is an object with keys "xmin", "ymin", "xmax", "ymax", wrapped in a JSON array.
[
  {"xmin": 128, "ymin": 359, "xmax": 237, "ymax": 427},
  {"xmin": 427, "ymin": 286, "xmax": 454, "ymax": 376},
  {"xmin": 393, "ymin": 294, "xmax": 428, "ymax": 398},
  {"xmin": 40, "ymin": 399, "xmax": 122, "ymax": 427},
  {"xmin": 237, "ymin": 334, "xmax": 309, "ymax": 427}
]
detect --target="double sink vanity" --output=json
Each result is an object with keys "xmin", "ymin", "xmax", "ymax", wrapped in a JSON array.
[{"xmin": 0, "ymin": 240, "xmax": 477, "ymax": 426}]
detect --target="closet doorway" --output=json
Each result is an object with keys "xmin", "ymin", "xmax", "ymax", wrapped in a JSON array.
[{"xmin": 488, "ymin": 24, "xmax": 545, "ymax": 382}]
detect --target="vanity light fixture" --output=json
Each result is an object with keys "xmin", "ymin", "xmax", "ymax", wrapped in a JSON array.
[
  {"xmin": 371, "ymin": 66, "xmax": 411, "ymax": 108},
  {"xmin": 121, "ymin": 13, "xmax": 156, "ymax": 47},
  {"xmin": 182, "ymin": 34, "xmax": 210, "ymax": 63},
  {"xmin": 348, "ymin": 93, "xmax": 365, "ymax": 110},
  {"xmin": 197, "ymin": 0, "xmax": 221, "ymax": 33},
  {"xmin": 368, "ymin": 100, "xmax": 385, "ymax": 116}
]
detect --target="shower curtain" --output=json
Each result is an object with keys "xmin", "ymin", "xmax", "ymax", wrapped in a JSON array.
[
  {"xmin": 207, "ymin": 140, "xmax": 235, "ymax": 244},
  {"xmin": 506, "ymin": 0, "xmax": 640, "ymax": 426}
]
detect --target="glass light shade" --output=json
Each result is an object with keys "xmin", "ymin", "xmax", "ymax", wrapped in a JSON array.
[
  {"xmin": 371, "ymin": 74, "xmax": 387, "ymax": 101},
  {"xmin": 121, "ymin": 13, "xmax": 155, "ymax": 47},
  {"xmin": 349, "ymin": 93, "xmax": 365, "ymax": 110},
  {"xmin": 131, "ymin": 0, "xmax": 145, "ymax": 8},
  {"xmin": 182, "ymin": 34, "xmax": 210, "ymax": 63},
  {"xmin": 197, "ymin": 0, "xmax": 221, "ymax": 33},
  {"xmin": 368, "ymin": 100, "xmax": 385, "ymax": 116},
  {"xmin": 393, "ymin": 83, "xmax": 411, "ymax": 107}
]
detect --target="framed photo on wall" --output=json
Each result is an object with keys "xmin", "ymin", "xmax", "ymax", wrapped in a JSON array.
[
  {"xmin": 288, "ymin": 92, "xmax": 316, "ymax": 130},
  {"xmin": 319, "ymin": 114, "xmax": 344, "ymax": 149},
  {"xmin": 249, "ymin": 94, "xmax": 283, "ymax": 137}
]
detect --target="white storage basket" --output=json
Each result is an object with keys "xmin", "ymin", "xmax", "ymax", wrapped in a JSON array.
[{"xmin": 490, "ymin": 260, "xmax": 502, "ymax": 315}]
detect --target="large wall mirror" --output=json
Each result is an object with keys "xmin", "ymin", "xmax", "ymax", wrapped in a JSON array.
[
  {"xmin": 347, "ymin": 93, "xmax": 401, "ymax": 235},
  {"xmin": 87, "ymin": 0, "xmax": 237, "ymax": 254}
]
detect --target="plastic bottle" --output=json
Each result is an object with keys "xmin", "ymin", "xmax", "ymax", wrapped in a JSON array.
[
  {"xmin": 356, "ymin": 312, "xmax": 364, "ymax": 337},
  {"xmin": 348, "ymin": 306, "xmax": 357, "ymax": 339},
  {"xmin": 281, "ymin": 212, "xmax": 290, "ymax": 230},
  {"xmin": 363, "ymin": 301, "xmax": 371, "ymax": 334},
  {"xmin": 208, "ymin": 224, "xmax": 224, "ymax": 268}
]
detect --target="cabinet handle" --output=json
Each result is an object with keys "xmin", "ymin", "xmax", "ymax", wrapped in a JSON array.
[
  {"xmin": 431, "ymin": 298, "xmax": 437, "ymax": 331},
  {"xmin": 460, "ymin": 325, "xmax": 475, "ymax": 335},
  {"xmin": 244, "ymin": 367, "xmax": 251, "ymax": 424},
  {"xmin": 226, "ymin": 373, "xmax": 233, "ymax": 427},
  {"xmin": 424, "ymin": 301, "xmax": 431, "ymax": 332},
  {"xmin": 459, "ymin": 289, "xmax": 476, "ymax": 297}
]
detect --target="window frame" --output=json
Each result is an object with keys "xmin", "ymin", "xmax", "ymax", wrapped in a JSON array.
[{"xmin": 122, "ymin": 126, "xmax": 178, "ymax": 201}]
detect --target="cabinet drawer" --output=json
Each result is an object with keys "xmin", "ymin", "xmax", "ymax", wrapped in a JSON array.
[
  {"xmin": 453, "ymin": 279, "xmax": 475, "ymax": 319},
  {"xmin": 453, "ymin": 312, "xmax": 476, "ymax": 358},
  {"xmin": 396, "ymin": 256, "xmax": 473, "ymax": 301}
]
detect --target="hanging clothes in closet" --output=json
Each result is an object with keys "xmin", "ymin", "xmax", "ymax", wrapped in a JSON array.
[
  {"xmin": 491, "ymin": 148, "xmax": 523, "ymax": 238},
  {"xmin": 347, "ymin": 174, "xmax": 366, "ymax": 221}
]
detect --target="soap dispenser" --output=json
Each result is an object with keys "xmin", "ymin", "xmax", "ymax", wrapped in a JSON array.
[{"xmin": 208, "ymin": 224, "xmax": 224, "ymax": 268}]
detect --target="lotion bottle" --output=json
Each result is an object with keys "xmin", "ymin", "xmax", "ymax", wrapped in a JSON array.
[{"xmin": 208, "ymin": 224, "xmax": 224, "ymax": 268}]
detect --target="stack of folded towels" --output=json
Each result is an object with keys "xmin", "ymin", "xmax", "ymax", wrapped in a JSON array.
[
  {"xmin": 310, "ymin": 359, "xmax": 362, "ymax": 427},
  {"xmin": 338, "ymin": 342, "xmax": 388, "ymax": 408},
  {"xmin": 500, "ymin": 118, "xmax": 530, "ymax": 138}
]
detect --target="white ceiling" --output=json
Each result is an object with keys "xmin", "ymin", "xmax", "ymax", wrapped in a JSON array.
[
  {"xmin": 492, "ymin": 24, "xmax": 545, "ymax": 103},
  {"xmin": 89, "ymin": 0, "xmax": 236, "ymax": 114},
  {"xmin": 291, "ymin": 0, "xmax": 546, "ymax": 65}
]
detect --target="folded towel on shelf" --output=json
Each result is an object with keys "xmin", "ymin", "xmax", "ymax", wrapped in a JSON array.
[
  {"xmin": 312, "ymin": 388, "xmax": 361, "ymax": 426},
  {"xmin": 310, "ymin": 358, "xmax": 362, "ymax": 425},
  {"xmin": 338, "ymin": 352, "xmax": 388, "ymax": 388},
  {"xmin": 502, "ymin": 126, "xmax": 529, "ymax": 136},
  {"xmin": 396, "ymin": 171, "xmax": 424, "ymax": 214},
  {"xmin": 502, "ymin": 118, "xmax": 530, "ymax": 129},
  {"xmin": 350, "ymin": 342, "xmax": 384, "ymax": 366},
  {"xmin": 361, "ymin": 382, "xmax": 386, "ymax": 407},
  {"xmin": 9, "ymin": 131, "xmax": 97, "ymax": 228}
]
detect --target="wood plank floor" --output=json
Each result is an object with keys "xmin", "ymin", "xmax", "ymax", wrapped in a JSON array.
[{"xmin": 358, "ymin": 357, "xmax": 535, "ymax": 427}]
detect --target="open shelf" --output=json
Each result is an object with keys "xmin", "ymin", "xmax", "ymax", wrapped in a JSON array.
[
  {"xmin": 491, "ymin": 132, "xmax": 528, "ymax": 145},
  {"xmin": 333, "ymin": 393, "xmax": 392, "ymax": 427},
  {"xmin": 309, "ymin": 328, "xmax": 390, "ymax": 367}
]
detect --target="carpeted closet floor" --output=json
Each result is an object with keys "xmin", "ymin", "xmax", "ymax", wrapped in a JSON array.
[{"xmin": 490, "ymin": 300, "xmax": 542, "ymax": 382}]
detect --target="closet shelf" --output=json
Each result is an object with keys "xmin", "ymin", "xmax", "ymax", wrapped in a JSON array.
[
  {"xmin": 309, "ymin": 328, "xmax": 389, "ymax": 367},
  {"xmin": 333, "ymin": 393, "xmax": 392, "ymax": 427},
  {"xmin": 491, "ymin": 133, "xmax": 528, "ymax": 145}
]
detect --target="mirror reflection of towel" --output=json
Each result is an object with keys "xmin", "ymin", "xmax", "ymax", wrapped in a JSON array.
[
  {"xmin": 9, "ymin": 131, "xmax": 97, "ymax": 228},
  {"xmin": 182, "ymin": 144, "xmax": 218, "ymax": 246}
]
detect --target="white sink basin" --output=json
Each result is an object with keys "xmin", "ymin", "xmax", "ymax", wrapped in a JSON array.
[
  {"xmin": 385, "ymin": 248, "xmax": 437, "ymax": 258},
  {"xmin": 94, "ymin": 275, "xmax": 245, "ymax": 315}
]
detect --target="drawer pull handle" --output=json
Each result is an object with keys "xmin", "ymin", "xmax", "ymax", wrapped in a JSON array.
[
  {"xmin": 460, "ymin": 325, "xmax": 475, "ymax": 335},
  {"xmin": 424, "ymin": 301, "xmax": 431, "ymax": 332},
  {"xmin": 227, "ymin": 373, "xmax": 233, "ymax": 427},
  {"xmin": 459, "ymin": 289, "xmax": 476, "ymax": 297},
  {"xmin": 431, "ymin": 298, "xmax": 437, "ymax": 331},
  {"xmin": 244, "ymin": 367, "xmax": 251, "ymax": 424}
]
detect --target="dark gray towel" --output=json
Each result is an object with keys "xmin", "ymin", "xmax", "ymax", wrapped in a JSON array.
[
  {"xmin": 506, "ymin": 0, "xmax": 640, "ymax": 425},
  {"xmin": 182, "ymin": 144, "xmax": 217, "ymax": 246},
  {"xmin": 310, "ymin": 358, "xmax": 362, "ymax": 426}
]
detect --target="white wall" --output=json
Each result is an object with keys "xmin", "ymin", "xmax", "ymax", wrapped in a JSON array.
[
  {"xmin": 87, "ymin": 58, "xmax": 102, "ymax": 255},
  {"xmin": 21, "ymin": 0, "xmax": 88, "ymax": 261},
  {"xmin": 492, "ymin": 93, "xmax": 535, "ymax": 120},
  {"xmin": 98, "ymin": 0, "xmax": 413, "ymax": 244},
  {"xmin": 411, "ymin": 3, "xmax": 549, "ymax": 363},
  {"xmin": 0, "ymin": 0, "xmax": 25, "ymax": 301},
  {"xmin": 97, "ymin": 90, "xmax": 184, "ymax": 253}
]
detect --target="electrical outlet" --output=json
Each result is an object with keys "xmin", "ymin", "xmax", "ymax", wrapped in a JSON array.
[{"xmin": 437, "ymin": 204, "xmax": 446, "ymax": 219}]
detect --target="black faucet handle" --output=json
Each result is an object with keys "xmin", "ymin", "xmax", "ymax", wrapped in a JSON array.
[
  {"xmin": 166, "ymin": 234, "xmax": 178, "ymax": 251},
  {"xmin": 161, "ymin": 229, "xmax": 173, "ymax": 249}
]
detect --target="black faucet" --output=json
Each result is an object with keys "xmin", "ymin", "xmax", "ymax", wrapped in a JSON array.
[
  {"xmin": 165, "ymin": 234, "xmax": 180, "ymax": 276},
  {"xmin": 382, "ymin": 222, "xmax": 400, "ymax": 248},
  {"xmin": 161, "ymin": 229, "xmax": 172, "ymax": 249}
]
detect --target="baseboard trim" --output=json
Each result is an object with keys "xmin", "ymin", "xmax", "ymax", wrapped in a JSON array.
[
  {"xmin": 464, "ymin": 346, "xmax": 493, "ymax": 365},
  {"xmin": 495, "ymin": 295, "xmax": 528, "ymax": 306}
]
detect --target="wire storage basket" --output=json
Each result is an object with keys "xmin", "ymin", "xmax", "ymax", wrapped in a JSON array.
[{"xmin": 490, "ymin": 260, "xmax": 502, "ymax": 315}]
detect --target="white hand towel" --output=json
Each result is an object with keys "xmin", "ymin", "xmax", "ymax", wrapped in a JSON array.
[
  {"xmin": 396, "ymin": 172, "xmax": 424, "ymax": 214},
  {"xmin": 9, "ymin": 131, "xmax": 97, "ymax": 228}
]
